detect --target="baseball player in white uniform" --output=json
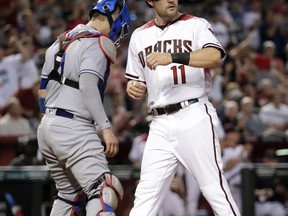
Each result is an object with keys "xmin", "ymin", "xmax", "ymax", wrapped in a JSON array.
[
  {"xmin": 37, "ymin": 0, "xmax": 130, "ymax": 215},
  {"xmin": 125, "ymin": 0, "xmax": 240, "ymax": 215}
]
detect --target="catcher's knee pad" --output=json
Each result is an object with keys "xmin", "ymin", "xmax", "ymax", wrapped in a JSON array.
[
  {"xmin": 88, "ymin": 173, "xmax": 124, "ymax": 215},
  {"xmin": 55, "ymin": 191, "xmax": 87, "ymax": 216}
]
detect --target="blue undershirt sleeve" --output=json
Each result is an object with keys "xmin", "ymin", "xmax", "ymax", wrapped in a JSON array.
[{"xmin": 38, "ymin": 78, "xmax": 48, "ymax": 113}]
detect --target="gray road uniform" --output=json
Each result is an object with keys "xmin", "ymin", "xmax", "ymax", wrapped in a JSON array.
[{"xmin": 37, "ymin": 24, "xmax": 123, "ymax": 216}]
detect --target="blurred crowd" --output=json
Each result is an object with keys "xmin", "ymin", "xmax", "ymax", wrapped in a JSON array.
[
  {"xmin": 0, "ymin": 0, "xmax": 288, "ymax": 141},
  {"xmin": 0, "ymin": 0, "xmax": 288, "ymax": 215}
]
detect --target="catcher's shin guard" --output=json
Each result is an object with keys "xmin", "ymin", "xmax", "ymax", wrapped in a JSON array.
[{"xmin": 87, "ymin": 173, "xmax": 124, "ymax": 216}]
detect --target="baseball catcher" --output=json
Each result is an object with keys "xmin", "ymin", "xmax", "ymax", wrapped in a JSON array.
[{"xmin": 37, "ymin": 0, "xmax": 131, "ymax": 215}]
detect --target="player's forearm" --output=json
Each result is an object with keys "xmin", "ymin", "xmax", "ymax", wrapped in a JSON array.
[
  {"xmin": 80, "ymin": 73, "xmax": 111, "ymax": 130},
  {"xmin": 172, "ymin": 47, "xmax": 222, "ymax": 68}
]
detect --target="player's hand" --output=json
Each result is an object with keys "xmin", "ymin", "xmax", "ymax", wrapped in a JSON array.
[
  {"xmin": 126, "ymin": 80, "xmax": 147, "ymax": 100},
  {"xmin": 101, "ymin": 128, "xmax": 119, "ymax": 158},
  {"xmin": 146, "ymin": 52, "xmax": 172, "ymax": 70}
]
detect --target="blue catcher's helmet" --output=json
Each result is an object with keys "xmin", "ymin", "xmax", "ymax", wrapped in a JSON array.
[{"xmin": 89, "ymin": 0, "xmax": 131, "ymax": 48}]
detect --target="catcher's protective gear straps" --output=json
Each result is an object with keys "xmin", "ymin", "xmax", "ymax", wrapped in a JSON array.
[
  {"xmin": 48, "ymin": 30, "xmax": 103, "ymax": 89},
  {"xmin": 55, "ymin": 193, "xmax": 87, "ymax": 216}
]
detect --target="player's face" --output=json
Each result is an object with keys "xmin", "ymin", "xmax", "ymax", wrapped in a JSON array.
[{"xmin": 151, "ymin": 0, "xmax": 179, "ymax": 24}]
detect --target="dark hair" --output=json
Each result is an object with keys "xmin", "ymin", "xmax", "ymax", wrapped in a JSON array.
[{"xmin": 146, "ymin": 0, "xmax": 182, "ymax": 8}]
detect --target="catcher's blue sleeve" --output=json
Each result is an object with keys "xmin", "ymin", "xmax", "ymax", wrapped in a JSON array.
[{"xmin": 39, "ymin": 78, "xmax": 48, "ymax": 113}]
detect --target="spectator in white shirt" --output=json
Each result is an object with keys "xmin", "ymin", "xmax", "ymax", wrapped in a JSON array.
[
  {"xmin": 0, "ymin": 36, "xmax": 39, "ymax": 109},
  {"xmin": 259, "ymin": 90, "xmax": 288, "ymax": 139},
  {"xmin": 0, "ymin": 97, "xmax": 32, "ymax": 136}
]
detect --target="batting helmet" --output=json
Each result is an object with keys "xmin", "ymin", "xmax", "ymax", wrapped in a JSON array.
[
  {"xmin": 146, "ymin": 0, "xmax": 183, "ymax": 8},
  {"xmin": 89, "ymin": 0, "xmax": 131, "ymax": 47}
]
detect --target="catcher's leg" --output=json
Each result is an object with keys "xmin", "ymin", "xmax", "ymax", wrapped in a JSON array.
[
  {"xmin": 50, "ymin": 191, "xmax": 87, "ymax": 216},
  {"xmin": 86, "ymin": 173, "xmax": 124, "ymax": 216}
]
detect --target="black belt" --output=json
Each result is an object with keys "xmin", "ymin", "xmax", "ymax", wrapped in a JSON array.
[
  {"xmin": 55, "ymin": 108, "xmax": 74, "ymax": 119},
  {"xmin": 151, "ymin": 98, "xmax": 199, "ymax": 116},
  {"xmin": 51, "ymin": 108, "xmax": 94, "ymax": 124}
]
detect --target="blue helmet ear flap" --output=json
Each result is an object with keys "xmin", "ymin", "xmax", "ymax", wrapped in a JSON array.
[
  {"xmin": 89, "ymin": 0, "xmax": 131, "ymax": 47},
  {"xmin": 109, "ymin": 0, "xmax": 131, "ymax": 47}
]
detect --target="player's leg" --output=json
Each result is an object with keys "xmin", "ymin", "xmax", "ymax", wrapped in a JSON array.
[
  {"xmin": 50, "ymin": 191, "xmax": 87, "ymax": 216},
  {"xmin": 199, "ymin": 102, "xmax": 240, "ymax": 216},
  {"xmin": 46, "ymin": 168, "xmax": 122, "ymax": 216},
  {"xmin": 172, "ymin": 98, "xmax": 240, "ymax": 216},
  {"xmin": 37, "ymin": 116, "xmax": 87, "ymax": 216},
  {"xmin": 129, "ymin": 117, "xmax": 179, "ymax": 216},
  {"xmin": 38, "ymin": 116, "xmax": 123, "ymax": 216},
  {"xmin": 64, "ymin": 121, "xmax": 123, "ymax": 216},
  {"xmin": 229, "ymin": 185, "xmax": 242, "ymax": 214},
  {"xmin": 83, "ymin": 172, "xmax": 124, "ymax": 216}
]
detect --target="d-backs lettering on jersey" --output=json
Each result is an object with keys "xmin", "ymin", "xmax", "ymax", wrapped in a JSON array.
[{"xmin": 138, "ymin": 39, "xmax": 193, "ymax": 68}]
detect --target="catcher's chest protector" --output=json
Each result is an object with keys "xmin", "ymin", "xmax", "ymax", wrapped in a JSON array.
[{"xmin": 48, "ymin": 31, "xmax": 102, "ymax": 89}]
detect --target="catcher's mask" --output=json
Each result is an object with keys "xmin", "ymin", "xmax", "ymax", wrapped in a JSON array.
[
  {"xmin": 146, "ymin": 0, "xmax": 183, "ymax": 8},
  {"xmin": 89, "ymin": 0, "xmax": 131, "ymax": 48}
]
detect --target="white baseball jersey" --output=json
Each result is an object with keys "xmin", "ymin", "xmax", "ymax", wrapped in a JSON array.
[
  {"xmin": 125, "ymin": 14, "xmax": 225, "ymax": 109},
  {"xmin": 127, "ymin": 14, "xmax": 240, "ymax": 216}
]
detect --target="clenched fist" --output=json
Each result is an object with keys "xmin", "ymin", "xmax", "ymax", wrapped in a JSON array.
[{"xmin": 126, "ymin": 80, "xmax": 147, "ymax": 100}]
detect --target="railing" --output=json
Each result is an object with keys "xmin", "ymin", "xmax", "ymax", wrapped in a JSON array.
[
  {"xmin": 0, "ymin": 165, "xmax": 140, "ymax": 181},
  {"xmin": 0, "ymin": 165, "xmax": 140, "ymax": 216},
  {"xmin": 1, "ymin": 164, "xmax": 288, "ymax": 216}
]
